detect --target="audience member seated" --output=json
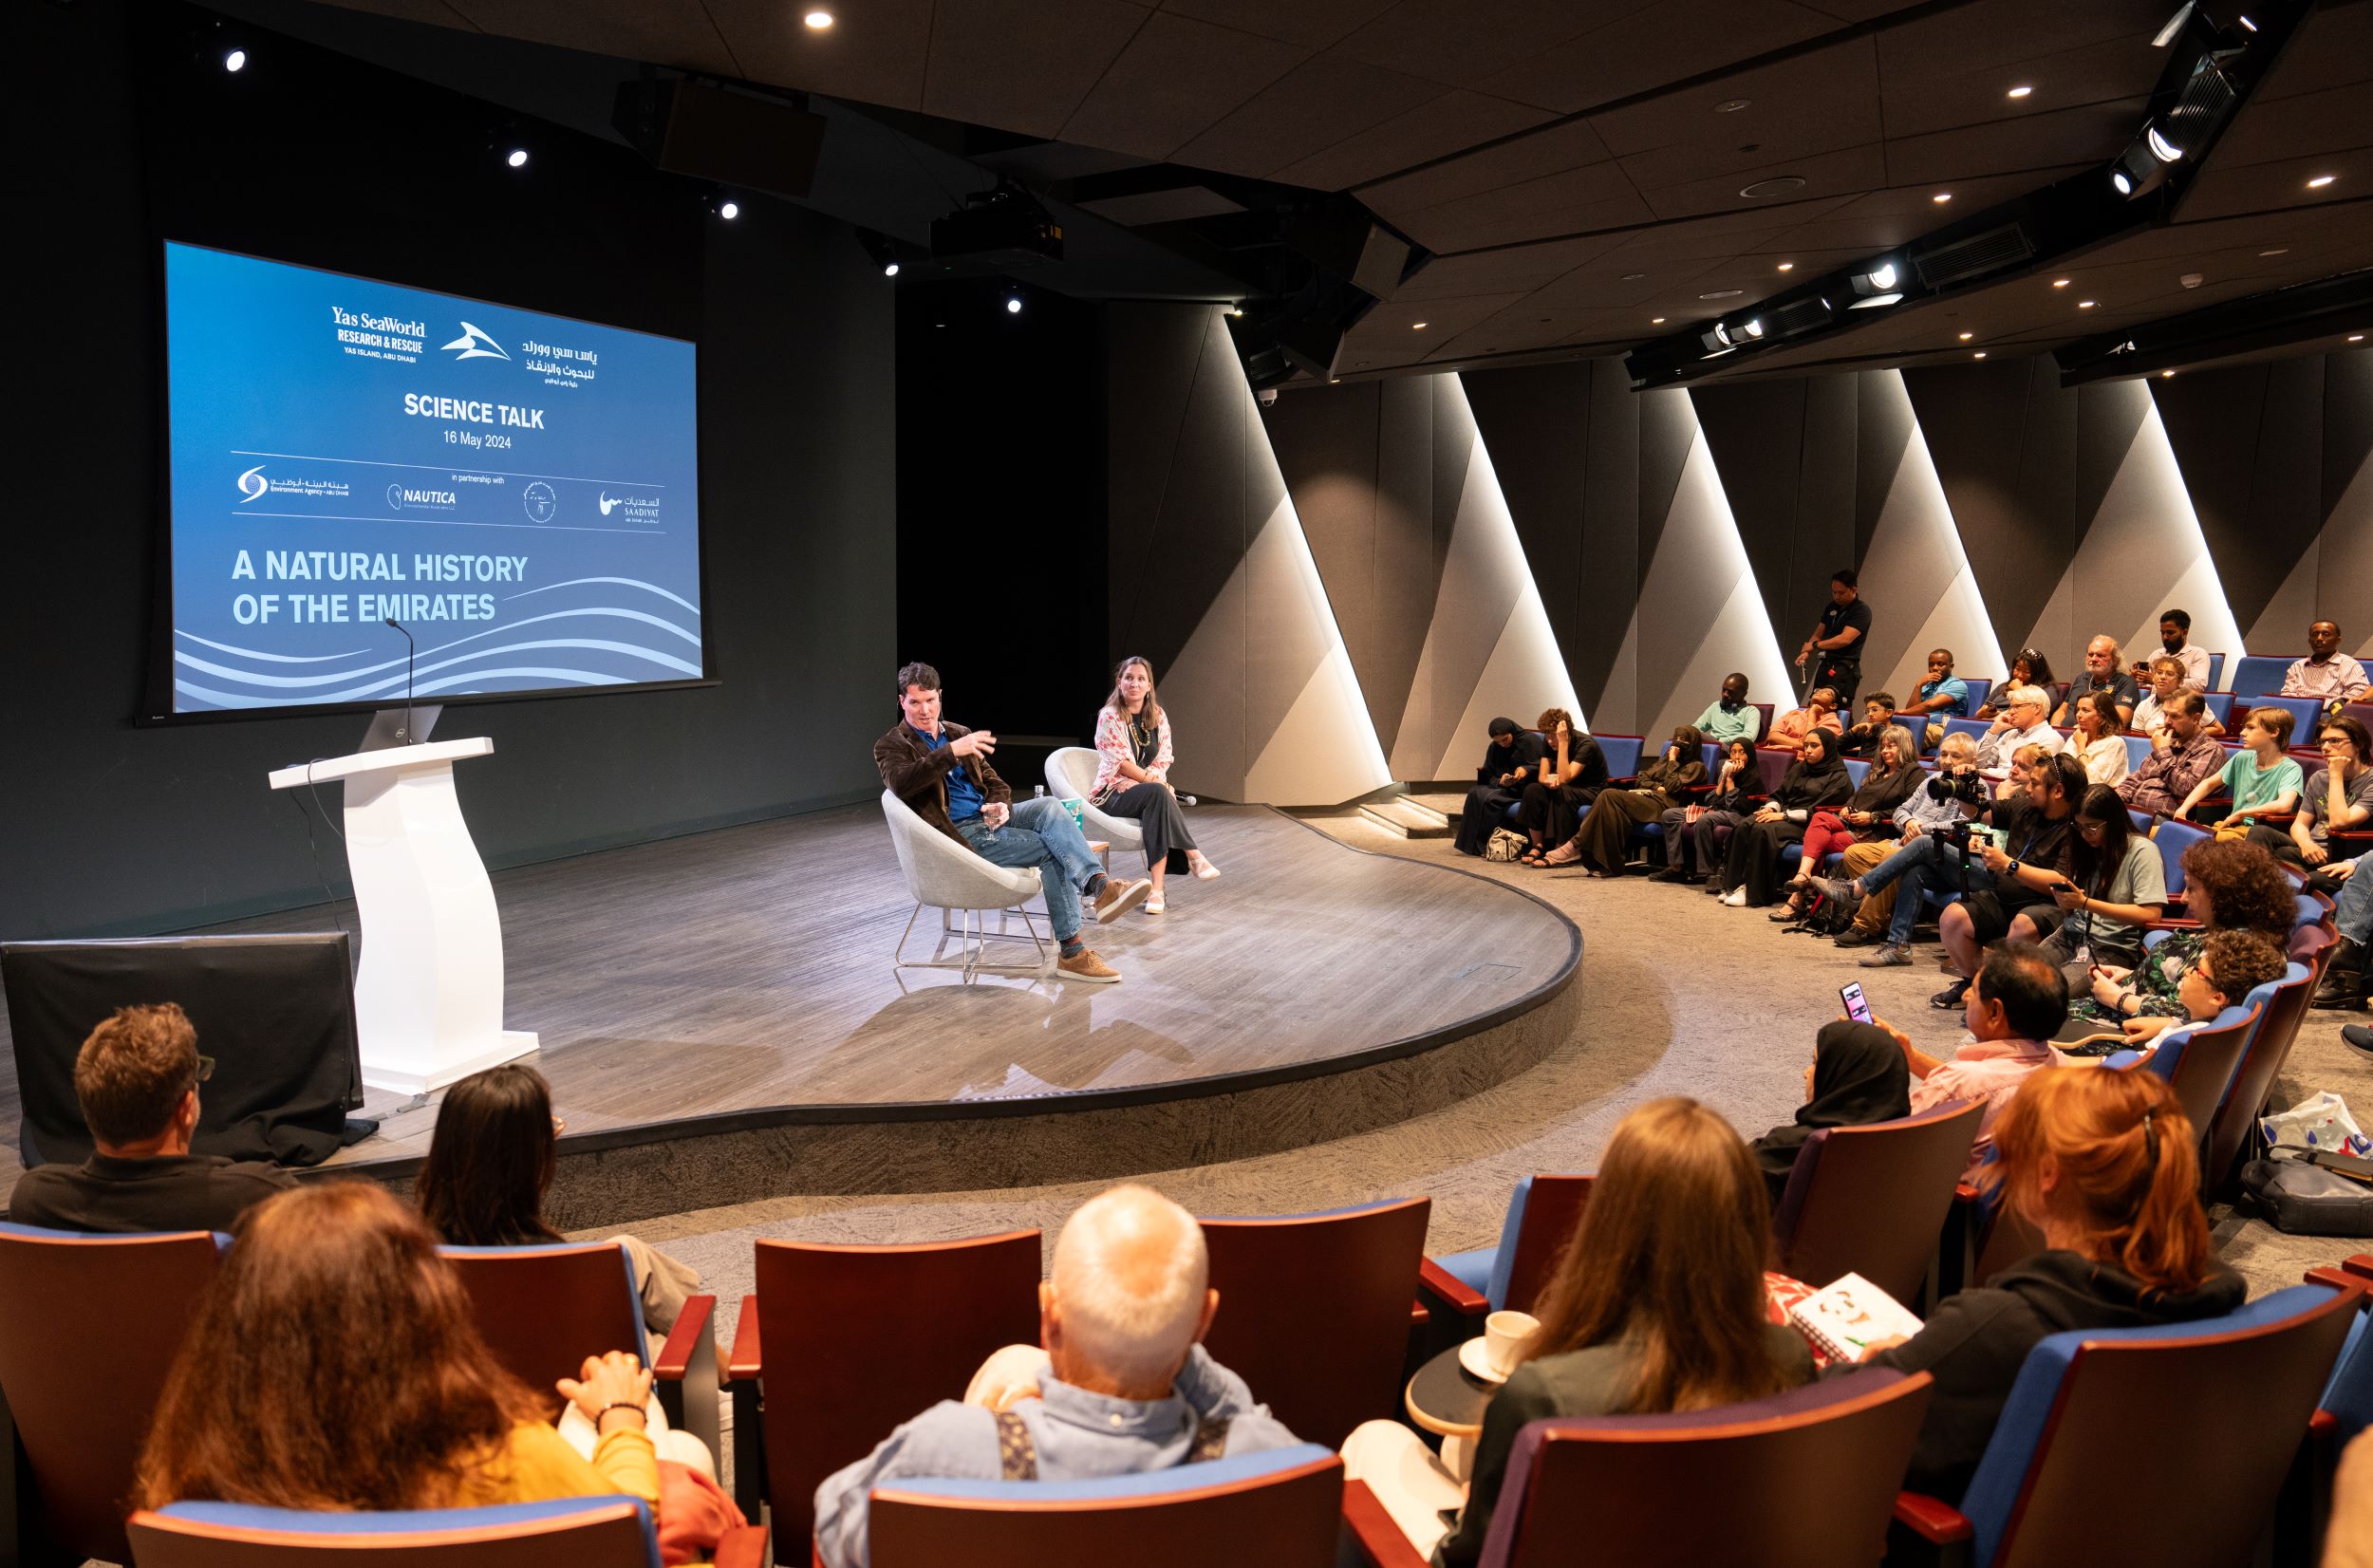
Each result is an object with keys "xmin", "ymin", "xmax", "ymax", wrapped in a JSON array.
[
  {"xmin": 878, "ymin": 662, "xmax": 1148, "ymax": 983},
  {"xmin": 6, "ymin": 1001, "xmax": 291, "ymax": 1234},
  {"xmin": 1905, "ymin": 648, "xmax": 1971, "ymax": 747},
  {"xmin": 1747, "ymin": 1022, "xmax": 1911, "ymax": 1204},
  {"xmin": 2173, "ymin": 705, "xmax": 2301, "ymax": 829},
  {"xmin": 1453, "ymin": 717, "xmax": 1545, "ymax": 857},
  {"xmin": 1868, "ymin": 943, "xmax": 2067, "ymax": 1162},
  {"xmin": 1544, "ymin": 724, "xmax": 1707, "ymax": 875},
  {"xmin": 2323, "ymin": 852, "xmax": 2372, "ymax": 1017},
  {"xmin": 1848, "ymin": 1068, "xmax": 2240, "ymax": 1500},
  {"xmin": 1771, "ymin": 725, "xmax": 1922, "ymax": 921},
  {"xmin": 2131, "ymin": 608, "xmax": 2211, "ymax": 695},
  {"xmin": 1827, "ymin": 733, "xmax": 1983, "ymax": 949},
  {"xmin": 1656, "ymin": 737, "xmax": 1758, "ymax": 884},
  {"xmin": 1973, "ymin": 685, "xmax": 2062, "ymax": 784},
  {"xmin": 2282, "ymin": 619, "xmax": 2368, "ymax": 703},
  {"xmin": 1766, "ymin": 686, "xmax": 1844, "ymax": 750},
  {"xmin": 417, "ymin": 1064, "xmax": 703, "ymax": 1336},
  {"xmin": 2260, "ymin": 713, "xmax": 2372, "ymax": 876},
  {"xmin": 134, "ymin": 1183, "xmax": 673, "ymax": 1516},
  {"xmin": 2069, "ymin": 837, "xmax": 2295, "ymax": 1025},
  {"xmin": 1713, "ymin": 729, "xmax": 1852, "ymax": 907},
  {"xmin": 1692, "ymin": 672, "xmax": 1761, "ymax": 744},
  {"xmin": 813, "ymin": 1185, "xmax": 1295, "ymax": 1568},
  {"xmin": 2005, "ymin": 784, "xmax": 2167, "ymax": 990},
  {"xmin": 2119, "ymin": 692, "xmax": 2225, "ymax": 819},
  {"xmin": 2326, "ymin": 1428, "xmax": 2373, "ymax": 1568},
  {"xmin": 2065, "ymin": 692, "xmax": 2131, "ymax": 788},
  {"xmin": 1341, "ymin": 1098, "xmax": 1814, "ymax": 1563},
  {"xmin": 1836, "ymin": 691, "xmax": 1899, "ymax": 759},
  {"xmin": 1515, "ymin": 711, "xmax": 1606, "ymax": 867},
  {"xmin": 2112, "ymin": 927, "xmax": 2288, "ymax": 1056},
  {"xmin": 1974, "ymin": 648, "xmax": 2054, "ymax": 720},
  {"xmin": 2132, "ymin": 656, "xmax": 2221, "ymax": 739},
  {"xmin": 2053, "ymin": 636, "xmax": 2139, "ymax": 728}
]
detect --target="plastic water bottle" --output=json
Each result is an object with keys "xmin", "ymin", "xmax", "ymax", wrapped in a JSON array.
[{"xmin": 1034, "ymin": 785, "xmax": 1046, "ymax": 799}]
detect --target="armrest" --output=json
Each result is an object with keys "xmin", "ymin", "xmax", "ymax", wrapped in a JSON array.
[
  {"xmin": 1416, "ymin": 1258, "xmax": 1489, "ymax": 1319},
  {"xmin": 728, "ymin": 1294, "xmax": 761, "ymax": 1383},
  {"xmin": 2306, "ymin": 1265, "xmax": 2369, "ymax": 1293},
  {"xmin": 1340, "ymin": 1479, "xmax": 1432, "ymax": 1568},
  {"xmin": 713, "ymin": 1525, "xmax": 768, "ymax": 1568},
  {"xmin": 2345, "ymin": 1255, "xmax": 2373, "ymax": 1281},
  {"xmin": 653, "ymin": 1294, "xmax": 717, "ymax": 1381},
  {"xmin": 2145, "ymin": 918, "xmax": 2202, "ymax": 932},
  {"xmin": 1892, "ymin": 1492, "xmax": 1973, "ymax": 1543}
]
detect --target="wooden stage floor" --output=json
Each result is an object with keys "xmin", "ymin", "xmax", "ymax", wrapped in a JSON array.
[{"xmin": 0, "ymin": 805, "xmax": 1579, "ymax": 1188}]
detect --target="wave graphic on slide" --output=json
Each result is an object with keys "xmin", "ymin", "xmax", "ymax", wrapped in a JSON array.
[{"xmin": 173, "ymin": 577, "xmax": 702, "ymax": 710}]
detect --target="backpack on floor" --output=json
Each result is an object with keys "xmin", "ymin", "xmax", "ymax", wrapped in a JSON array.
[
  {"xmin": 1790, "ymin": 890, "xmax": 1858, "ymax": 938},
  {"xmin": 1484, "ymin": 828, "xmax": 1527, "ymax": 864}
]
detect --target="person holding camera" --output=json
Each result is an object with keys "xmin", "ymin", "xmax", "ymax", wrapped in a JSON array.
[{"xmin": 1824, "ymin": 732, "xmax": 1984, "ymax": 948}]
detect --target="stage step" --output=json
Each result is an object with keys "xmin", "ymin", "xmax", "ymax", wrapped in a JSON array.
[
  {"xmin": 1359, "ymin": 799, "xmax": 1451, "ymax": 838},
  {"xmin": 1400, "ymin": 794, "xmax": 1461, "ymax": 830}
]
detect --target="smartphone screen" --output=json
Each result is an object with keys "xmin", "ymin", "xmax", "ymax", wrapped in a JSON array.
[{"xmin": 1840, "ymin": 981, "xmax": 1873, "ymax": 1025}]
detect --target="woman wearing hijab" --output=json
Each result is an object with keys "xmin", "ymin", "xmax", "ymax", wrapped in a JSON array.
[
  {"xmin": 1747, "ymin": 1022, "xmax": 1913, "ymax": 1203},
  {"xmin": 1715, "ymin": 729, "xmax": 1853, "ymax": 907},
  {"xmin": 1543, "ymin": 725, "xmax": 1708, "ymax": 875},
  {"xmin": 1770, "ymin": 723, "xmax": 1922, "ymax": 922}
]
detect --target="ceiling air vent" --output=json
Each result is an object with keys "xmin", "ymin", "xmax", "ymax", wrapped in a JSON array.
[
  {"xmin": 1768, "ymin": 297, "xmax": 1833, "ymax": 336},
  {"xmin": 1912, "ymin": 223, "xmax": 2034, "ymax": 290}
]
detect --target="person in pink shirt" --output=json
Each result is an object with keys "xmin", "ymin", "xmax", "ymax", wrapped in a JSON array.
[
  {"xmin": 2283, "ymin": 620, "xmax": 2369, "ymax": 703},
  {"xmin": 1766, "ymin": 686, "xmax": 1845, "ymax": 750},
  {"xmin": 1869, "ymin": 943, "xmax": 2066, "ymax": 1167}
]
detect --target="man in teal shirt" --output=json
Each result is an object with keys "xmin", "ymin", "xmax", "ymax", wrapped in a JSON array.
[{"xmin": 1694, "ymin": 673, "xmax": 1760, "ymax": 744}]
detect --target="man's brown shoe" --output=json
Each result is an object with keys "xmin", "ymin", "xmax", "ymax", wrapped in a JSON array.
[
  {"xmin": 1093, "ymin": 877, "xmax": 1153, "ymax": 923},
  {"xmin": 1057, "ymin": 948, "xmax": 1121, "ymax": 983}
]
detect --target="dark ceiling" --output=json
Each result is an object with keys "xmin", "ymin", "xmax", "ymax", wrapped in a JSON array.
[{"xmin": 294, "ymin": 0, "xmax": 2373, "ymax": 382}]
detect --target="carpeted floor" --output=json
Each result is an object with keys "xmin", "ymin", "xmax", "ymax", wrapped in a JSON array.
[{"xmin": 584, "ymin": 812, "xmax": 2371, "ymax": 1317}]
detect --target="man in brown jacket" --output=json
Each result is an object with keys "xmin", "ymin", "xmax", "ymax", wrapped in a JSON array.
[{"xmin": 876, "ymin": 662, "xmax": 1149, "ymax": 983}]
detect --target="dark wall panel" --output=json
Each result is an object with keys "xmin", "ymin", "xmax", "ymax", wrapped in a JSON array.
[
  {"xmin": 1694, "ymin": 378, "xmax": 1809, "ymax": 639},
  {"xmin": 2155, "ymin": 359, "xmax": 2326, "ymax": 638},
  {"xmin": 1462, "ymin": 363, "xmax": 1590, "ymax": 704}
]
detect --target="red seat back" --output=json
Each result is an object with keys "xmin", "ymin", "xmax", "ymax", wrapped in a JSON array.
[
  {"xmin": 1774, "ymin": 1101, "xmax": 1983, "ymax": 1302},
  {"xmin": 1198, "ymin": 1199, "xmax": 1430, "ymax": 1448},
  {"xmin": 1493, "ymin": 1370, "xmax": 1933, "ymax": 1568},
  {"xmin": 0, "ymin": 1226, "xmax": 222, "ymax": 1562},
  {"xmin": 124, "ymin": 1499, "xmax": 655, "ymax": 1568},
  {"xmin": 869, "ymin": 1450, "xmax": 1342, "ymax": 1568},
  {"xmin": 1502, "ymin": 1176, "xmax": 1594, "ymax": 1316},
  {"xmin": 754, "ymin": 1231, "xmax": 1041, "ymax": 1547},
  {"xmin": 440, "ymin": 1242, "xmax": 647, "ymax": 1421},
  {"xmin": 2204, "ymin": 968, "xmax": 2316, "ymax": 1189},
  {"xmin": 2156, "ymin": 1005, "xmax": 2258, "ymax": 1168}
]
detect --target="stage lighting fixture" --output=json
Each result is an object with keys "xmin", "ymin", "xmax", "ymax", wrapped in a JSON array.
[
  {"xmin": 2238, "ymin": 13, "xmax": 2257, "ymax": 28},
  {"xmin": 1859, "ymin": 262, "xmax": 1898, "ymax": 293},
  {"xmin": 719, "ymin": 200, "xmax": 739, "ymax": 220},
  {"xmin": 805, "ymin": 10, "xmax": 834, "ymax": 28},
  {"xmin": 884, "ymin": 262, "xmax": 900, "ymax": 276},
  {"xmin": 223, "ymin": 47, "xmax": 247, "ymax": 72},
  {"xmin": 1005, "ymin": 295, "xmax": 1023, "ymax": 315},
  {"xmin": 2008, "ymin": 84, "xmax": 2032, "ymax": 98},
  {"xmin": 1849, "ymin": 293, "xmax": 1902, "ymax": 310},
  {"xmin": 1777, "ymin": 262, "xmax": 1794, "ymax": 271},
  {"xmin": 2152, "ymin": 3, "xmax": 2195, "ymax": 48},
  {"xmin": 2308, "ymin": 175, "xmax": 2336, "ymax": 188},
  {"xmin": 506, "ymin": 148, "xmax": 530, "ymax": 169},
  {"xmin": 1740, "ymin": 317, "xmax": 1764, "ymax": 339},
  {"xmin": 1973, "ymin": 351, "xmax": 1987, "ymax": 359}
]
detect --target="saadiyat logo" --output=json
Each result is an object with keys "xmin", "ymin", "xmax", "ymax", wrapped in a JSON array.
[
  {"xmin": 440, "ymin": 322, "xmax": 511, "ymax": 362},
  {"xmin": 236, "ymin": 465, "xmax": 270, "ymax": 504},
  {"xmin": 599, "ymin": 492, "xmax": 622, "ymax": 516}
]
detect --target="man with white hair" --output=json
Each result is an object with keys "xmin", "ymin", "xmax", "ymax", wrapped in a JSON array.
[
  {"xmin": 1973, "ymin": 685, "xmax": 2062, "ymax": 785},
  {"xmin": 2053, "ymin": 636, "xmax": 2139, "ymax": 727},
  {"xmin": 812, "ymin": 1185, "xmax": 1298, "ymax": 1568}
]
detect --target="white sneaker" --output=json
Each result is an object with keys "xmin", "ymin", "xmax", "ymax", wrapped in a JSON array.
[{"xmin": 1721, "ymin": 887, "xmax": 1747, "ymax": 907}]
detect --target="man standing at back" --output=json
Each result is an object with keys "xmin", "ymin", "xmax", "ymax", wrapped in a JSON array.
[
  {"xmin": 7, "ymin": 1003, "xmax": 292, "ymax": 1233},
  {"xmin": 875, "ymin": 662, "xmax": 1149, "ymax": 984},
  {"xmin": 1797, "ymin": 569, "xmax": 1871, "ymax": 708},
  {"xmin": 812, "ymin": 1185, "xmax": 1299, "ymax": 1568}
]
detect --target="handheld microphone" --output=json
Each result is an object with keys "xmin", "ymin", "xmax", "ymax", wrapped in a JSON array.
[{"xmin": 383, "ymin": 617, "xmax": 418, "ymax": 743}]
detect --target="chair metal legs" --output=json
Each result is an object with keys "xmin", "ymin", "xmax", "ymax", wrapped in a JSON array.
[{"xmin": 892, "ymin": 903, "xmax": 1050, "ymax": 981}]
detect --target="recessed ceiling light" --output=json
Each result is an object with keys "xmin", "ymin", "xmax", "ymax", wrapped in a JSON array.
[
  {"xmin": 2161, "ymin": 370, "xmax": 2176, "ymax": 379},
  {"xmin": 1959, "ymin": 331, "xmax": 1973, "ymax": 341},
  {"xmin": 2260, "ymin": 248, "xmax": 2289, "ymax": 256},
  {"xmin": 1698, "ymin": 289, "xmax": 1744, "ymax": 300},
  {"xmin": 2007, "ymin": 84, "xmax": 2033, "ymax": 99},
  {"xmin": 2079, "ymin": 300, "xmax": 2098, "ymax": 308},
  {"xmin": 804, "ymin": 9, "xmax": 833, "ymax": 28},
  {"xmin": 1973, "ymin": 351, "xmax": 1987, "ymax": 359},
  {"xmin": 719, "ymin": 200, "xmax": 739, "ymax": 220},
  {"xmin": 2052, "ymin": 278, "xmax": 2070, "ymax": 288},
  {"xmin": 1621, "ymin": 272, "xmax": 1646, "ymax": 281},
  {"xmin": 2352, "ymin": 334, "xmax": 2366, "ymax": 343},
  {"xmin": 1932, "ymin": 192, "xmax": 1953, "ymax": 203},
  {"xmin": 1651, "ymin": 317, "xmax": 1667, "ymax": 325},
  {"xmin": 223, "ymin": 47, "xmax": 247, "ymax": 71},
  {"xmin": 1777, "ymin": 262, "xmax": 1794, "ymax": 271},
  {"xmin": 2308, "ymin": 175, "xmax": 2336, "ymax": 189},
  {"xmin": 1411, "ymin": 321, "xmax": 1429, "ymax": 330},
  {"xmin": 505, "ymin": 148, "xmax": 529, "ymax": 168},
  {"xmin": 1715, "ymin": 99, "xmax": 1750, "ymax": 113},
  {"xmin": 1740, "ymin": 177, "xmax": 1807, "ymax": 198}
]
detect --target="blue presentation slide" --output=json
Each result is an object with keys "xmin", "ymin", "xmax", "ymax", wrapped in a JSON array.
[{"xmin": 162, "ymin": 241, "xmax": 703, "ymax": 714}]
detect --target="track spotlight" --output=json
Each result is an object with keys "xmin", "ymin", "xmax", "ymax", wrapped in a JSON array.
[
  {"xmin": 1005, "ymin": 295, "xmax": 1023, "ymax": 315},
  {"xmin": 718, "ymin": 199, "xmax": 739, "ymax": 220},
  {"xmin": 884, "ymin": 262, "xmax": 901, "ymax": 277},
  {"xmin": 1860, "ymin": 262, "xmax": 1898, "ymax": 292},
  {"xmin": 1740, "ymin": 317, "xmax": 1764, "ymax": 339},
  {"xmin": 223, "ymin": 47, "xmax": 247, "ymax": 72},
  {"xmin": 2146, "ymin": 123, "xmax": 2183, "ymax": 163},
  {"xmin": 1849, "ymin": 293, "xmax": 1903, "ymax": 310},
  {"xmin": 505, "ymin": 147, "xmax": 529, "ymax": 169},
  {"xmin": 855, "ymin": 229, "xmax": 907, "ymax": 278}
]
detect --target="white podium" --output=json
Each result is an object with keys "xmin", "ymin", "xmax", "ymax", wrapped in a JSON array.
[{"xmin": 268, "ymin": 738, "xmax": 537, "ymax": 1094}]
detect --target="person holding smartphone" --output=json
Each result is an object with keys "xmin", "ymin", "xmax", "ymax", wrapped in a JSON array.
[{"xmin": 2002, "ymin": 784, "xmax": 2167, "ymax": 990}]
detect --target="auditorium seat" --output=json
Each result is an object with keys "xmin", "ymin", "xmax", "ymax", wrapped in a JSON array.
[
  {"xmin": 1770, "ymin": 1101, "xmax": 1983, "ymax": 1307},
  {"xmin": 1940, "ymin": 718, "xmax": 1991, "ymax": 752},
  {"xmin": 2200, "ymin": 963, "xmax": 2317, "ymax": 1195},
  {"xmin": 2121, "ymin": 735, "xmax": 2152, "ymax": 773},
  {"xmin": 125, "ymin": 1496, "xmax": 767, "ymax": 1568},
  {"xmin": 2229, "ymin": 655, "xmax": 2301, "ymax": 699},
  {"xmin": 2150, "ymin": 819, "xmax": 2210, "ymax": 908},
  {"xmin": 1754, "ymin": 747, "xmax": 1794, "ymax": 795},
  {"xmin": 869, "ymin": 1445, "xmax": 1342, "ymax": 1568},
  {"xmin": 2202, "ymin": 652, "xmax": 2227, "ymax": 693},
  {"xmin": 1957, "ymin": 679, "xmax": 1993, "ymax": 717},
  {"xmin": 1843, "ymin": 758, "xmax": 1872, "ymax": 788},
  {"xmin": 1389, "ymin": 1370, "xmax": 1930, "ymax": 1568},
  {"xmin": 1593, "ymin": 733, "xmax": 1644, "ymax": 781},
  {"xmin": 2102, "ymin": 1002, "xmax": 2258, "ymax": 1176},
  {"xmin": 440, "ymin": 1240, "xmax": 718, "ymax": 1458},
  {"xmin": 2250, "ymin": 696, "xmax": 2326, "ymax": 745},
  {"xmin": 1421, "ymin": 1174, "xmax": 1595, "ymax": 1325},
  {"xmin": 1752, "ymin": 702, "xmax": 1775, "ymax": 743},
  {"xmin": 1888, "ymin": 1284, "xmax": 2357, "ymax": 1568},
  {"xmin": 0, "ymin": 1223, "xmax": 226, "ymax": 1565},
  {"xmin": 1044, "ymin": 746, "xmax": 1144, "ymax": 859},
  {"xmin": 1198, "ymin": 1198, "xmax": 1432, "ymax": 1449},
  {"xmin": 2200, "ymin": 691, "xmax": 2239, "ymax": 727},
  {"xmin": 729, "ymin": 1229, "xmax": 1042, "ymax": 1536}
]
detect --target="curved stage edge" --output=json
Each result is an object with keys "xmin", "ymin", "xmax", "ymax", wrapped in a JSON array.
[{"xmin": 295, "ymin": 804, "xmax": 1581, "ymax": 1227}]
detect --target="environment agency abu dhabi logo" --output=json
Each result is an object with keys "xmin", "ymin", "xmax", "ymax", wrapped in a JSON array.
[
  {"xmin": 522, "ymin": 480, "xmax": 557, "ymax": 523},
  {"xmin": 441, "ymin": 322, "xmax": 511, "ymax": 362}
]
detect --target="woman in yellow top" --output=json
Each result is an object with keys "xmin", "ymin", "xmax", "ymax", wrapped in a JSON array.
[{"xmin": 135, "ymin": 1181, "xmax": 660, "ymax": 1513}]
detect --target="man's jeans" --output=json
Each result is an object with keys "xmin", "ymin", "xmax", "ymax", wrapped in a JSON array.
[
  {"xmin": 2338, "ymin": 857, "xmax": 2373, "ymax": 946},
  {"xmin": 955, "ymin": 797, "xmax": 1103, "ymax": 943},
  {"xmin": 1854, "ymin": 832, "xmax": 1996, "ymax": 946}
]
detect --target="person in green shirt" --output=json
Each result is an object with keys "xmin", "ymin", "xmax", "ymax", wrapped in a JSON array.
[
  {"xmin": 1693, "ymin": 672, "xmax": 1760, "ymax": 744},
  {"xmin": 2174, "ymin": 705, "xmax": 2302, "ymax": 825}
]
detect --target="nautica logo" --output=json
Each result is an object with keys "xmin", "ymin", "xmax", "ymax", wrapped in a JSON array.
[
  {"xmin": 441, "ymin": 322, "xmax": 511, "ymax": 362},
  {"xmin": 236, "ymin": 465, "xmax": 269, "ymax": 503}
]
